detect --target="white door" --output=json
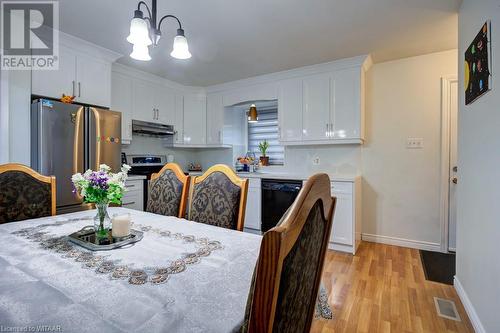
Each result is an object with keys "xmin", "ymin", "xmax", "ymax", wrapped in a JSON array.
[
  {"xmin": 183, "ymin": 95, "xmax": 207, "ymax": 145},
  {"xmin": 330, "ymin": 183, "xmax": 353, "ymax": 246},
  {"xmin": 155, "ymin": 86, "xmax": 175, "ymax": 125},
  {"xmin": 331, "ymin": 67, "xmax": 361, "ymax": 139},
  {"xmin": 111, "ymin": 72, "xmax": 133, "ymax": 143},
  {"xmin": 302, "ymin": 74, "xmax": 330, "ymax": 141},
  {"xmin": 76, "ymin": 54, "xmax": 111, "ymax": 107},
  {"xmin": 278, "ymin": 78, "xmax": 303, "ymax": 142},
  {"xmin": 206, "ymin": 93, "xmax": 224, "ymax": 144},
  {"xmin": 133, "ymin": 79, "xmax": 156, "ymax": 122},
  {"xmin": 448, "ymin": 80, "xmax": 458, "ymax": 252},
  {"xmin": 244, "ymin": 186, "xmax": 261, "ymax": 230},
  {"xmin": 32, "ymin": 46, "xmax": 77, "ymax": 98}
]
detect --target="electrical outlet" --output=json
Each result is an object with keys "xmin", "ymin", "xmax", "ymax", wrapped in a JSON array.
[
  {"xmin": 313, "ymin": 157, "xmax": 320, "ymax": 165},
  {"xmin": 407, "ymin": 137, "xmax": 424, "ymax": 149}
]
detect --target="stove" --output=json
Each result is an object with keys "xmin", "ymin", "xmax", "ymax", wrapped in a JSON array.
[{"xmin": 124, "ymin": 154, "xmax": 167, "ymax": 210}]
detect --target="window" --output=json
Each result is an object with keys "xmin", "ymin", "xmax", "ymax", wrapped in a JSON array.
[{"xmin": 247, "ymin": 108, "xmax": 284, "ymax": 165}]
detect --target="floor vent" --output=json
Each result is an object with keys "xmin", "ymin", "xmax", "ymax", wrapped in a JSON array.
[{"xmin": 434, "ymin": 297, "xmax": 461, "ymax": 321}]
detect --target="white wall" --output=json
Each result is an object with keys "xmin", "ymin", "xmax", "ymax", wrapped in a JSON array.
[
  {"xmin": 362, "ymin": 50, "xmax": 457, "ymax": 248},
  {"xmin": 456, "ymin": 1, "xmax": 500, "ymax": 332}
]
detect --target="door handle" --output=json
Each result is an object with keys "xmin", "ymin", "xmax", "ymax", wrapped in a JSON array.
[
  {"xmin": 78, "ymin": 82, "xmax": 81, "ymax": 97},
  {"xmin": 122, "ymin": 201, "xmax": 136, "ymax": 206}
]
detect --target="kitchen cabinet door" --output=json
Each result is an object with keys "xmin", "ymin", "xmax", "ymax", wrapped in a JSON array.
[
  {"xmin": 278, "ymin": 78, "xmax": 303, "ymax": 142},
  {"xmin": 32, "ymin": 46, "xmax": 77, "ymax": 98},
  {"xmin": 155, "ymin": 86, "xmax": 175, "ymax": 125},
  {"xmin": 183, "ymin": 95, "xmax": 207, "ymax": 145},
  {"xmin": 302, "ymin": 73, "xmax": 330, "ymax": 141},
  {"xmin": 132, "ymin": 79, "xmax": 156, "ymax": 122},
  {"xmin": 206, "ymin": 93, "xmax": 224, "ymax": 145},
  {"xmin": 330, "ymin": 182, "xmax": 353, "ymax": 246},
  {"xmin": 331, "ymin": 67, "xmax": 361, "ymax": 140},
  {"xmin": 174, "ymin": 94, "xmax": 184, "ymax": 144},
  {"xmin": 75, "ymin": 53, "xmax": 111, "ymax": 107},
  {"xmin": 111, "ymin": 72, "xmax": 133, "ymax": 144},
  {"xmin": 244, "ymin": 183, "xmax": 261, "ymax": 231}
]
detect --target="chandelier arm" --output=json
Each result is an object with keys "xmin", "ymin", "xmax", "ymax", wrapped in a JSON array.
[
  {"xmin": 137, "ymin": 1, "xmax": 152, "ymax": 20},
  {"xmin": 157, "ymin": 14, "xmax": 183, "ymax": 33}
]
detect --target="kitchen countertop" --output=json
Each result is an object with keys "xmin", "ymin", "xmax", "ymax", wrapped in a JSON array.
[{"xmin": 188, "ymin": 171, "xmax": 359, "ymax": 182}]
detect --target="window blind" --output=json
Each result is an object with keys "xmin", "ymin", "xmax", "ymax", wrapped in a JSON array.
[{"xmin": 247, "ymin": 108, "xmax": 284, "ymax": 165}]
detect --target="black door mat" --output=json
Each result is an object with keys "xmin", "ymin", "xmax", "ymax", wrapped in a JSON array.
[{"xmin": 419, "ymin": 250, "xmax": 456, "ymax": 285}]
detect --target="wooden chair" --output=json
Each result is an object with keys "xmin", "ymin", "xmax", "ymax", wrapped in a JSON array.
[
  {"xmin": 188, "ymin": 164, "xmax": 249, "ymax": 231},
  {"xmin": 242, "ymin": 173, "xmax": 336, "ymax": 333},
  {"xmin": 0, "ymin": 163, "xmax": 56, "ymax": 223},
  {"xmin": 146, "ymin": 163, "xmax": 190, "ymax": 218}
]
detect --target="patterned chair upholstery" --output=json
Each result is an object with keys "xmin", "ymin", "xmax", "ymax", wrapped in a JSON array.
[
  {"xmin": 242, "ymin": 173, "xmax": 336, "ymax": 333},
  {"xmin": 0, "ymin": 164, "xmax": 56, "ymax": 224},
  {"xmin": 146, "ymin": 163, "xmax": 190, "ymax": 218},
  {"xmin": 188, "ymin": 165, "xmax": 248, "ymax": 231}
]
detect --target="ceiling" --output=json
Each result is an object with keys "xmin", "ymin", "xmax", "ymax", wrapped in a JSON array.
[{"xmin": 59, "ymin": 0, "xmax": 460, "ymax": 86}]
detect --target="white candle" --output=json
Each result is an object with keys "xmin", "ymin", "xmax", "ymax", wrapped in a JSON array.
[{"xmin": 112, "ymin": 214, "xmax": 131, "ymax": 238}]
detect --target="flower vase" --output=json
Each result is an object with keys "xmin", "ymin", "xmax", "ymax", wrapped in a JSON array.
[{"xmin": 94, "ymin": 203, "xmax": 111, "ymax": 239}]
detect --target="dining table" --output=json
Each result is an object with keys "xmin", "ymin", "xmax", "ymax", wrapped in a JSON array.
[{"xmin": 0, "ymin": 208, "xmax": 262, "ymax": 333}]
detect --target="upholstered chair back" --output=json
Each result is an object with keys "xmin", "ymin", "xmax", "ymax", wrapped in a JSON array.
[
  {"xmin": 188, "ymin": 164, "xmax": 248, "ymax": 231},
  {"xmin": 243, "ymin": 173, "xmax": 335, "ymax": 333},
  {"xmin": 146, "ymin": 163, "xmax": 190, "ymax": 218},
  {"xmin": 0, "ymin": 164, "xmax": 56, "ymax": 223}
]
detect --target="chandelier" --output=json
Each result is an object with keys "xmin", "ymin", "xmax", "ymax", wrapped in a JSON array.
[{"xmin": 127, "ymin": 0, "xmax": 191, "ymax": 61}]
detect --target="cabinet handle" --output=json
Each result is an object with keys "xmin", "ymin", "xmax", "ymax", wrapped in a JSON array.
[
  {"xmin": 278, "ymin": 126, "xmax": 282, "ymax": 139},
  {"xmin": 125, "ymin": 184, "xmax": 135, "ymax": 188},
  {"xmin": 156, "ymin": 109, "xmax": 159, "ymax": 120},
  {"xmin": 219, "ymin": 130, "xmax": 222, "ymax": 143},
  {"xmin": 72, "ymin": 81, "xmax": 75, "ymax": 96},
  {"xmin": 326, "ymin": 124, "xmax": 329, "ymax": 138},
  {"xmin": 78, "ymin": 82, "xmax": 81, "ymax": 97},
  {"xmin": 122, "ymin": 201, "xmax": 136, "ymax": 206},
  {"xmin": 153, "ymin": 108, "xmax": 156, "ymax": 120}
]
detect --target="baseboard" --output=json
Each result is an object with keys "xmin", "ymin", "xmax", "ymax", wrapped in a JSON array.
[
  {"xmin": 361, "ymin": 233, "xmax": 441, "ymax": 251},
  {"xmin": 454, "ymin": 276, "xmax": 486, "ymax": 333}
]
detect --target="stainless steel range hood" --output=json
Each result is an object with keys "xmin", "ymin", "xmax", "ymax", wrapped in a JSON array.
[{"xmin": 132, "ymin": 120, "xmax": 174, "ymax": 136}]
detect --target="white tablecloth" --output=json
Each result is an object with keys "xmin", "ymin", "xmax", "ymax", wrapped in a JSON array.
[{"xmin": 0, "ymin": 208, "xmax": 262, "ymax": 333}]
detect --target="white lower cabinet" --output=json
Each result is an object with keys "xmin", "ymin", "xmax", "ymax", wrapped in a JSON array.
[
  {"xmin": 122, "ymin": 179, "xmax": 144, "ymax": 211},
  {"xmin": 329, "ymin": 180, "xmax": 361, "ymax": 254},
  {"xmin": 244, "ymin": 178, "xmax": 261, "ymax": 231}
]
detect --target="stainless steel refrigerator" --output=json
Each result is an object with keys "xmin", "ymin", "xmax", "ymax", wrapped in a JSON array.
[{"xmin": 31, "ymin": 99, "xmax": 121, "ymax": 214}]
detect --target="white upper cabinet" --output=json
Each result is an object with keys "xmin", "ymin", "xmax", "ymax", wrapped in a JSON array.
[
  {"xmin": 32, "ymin": 41, "xmax": 117, "ymax": 107},
  {"xmin": 75, "ymin": 54, "xmax": 111, "ymax": 107},
  {"xmin": 302, "ymin": 73, "xmax": 331, "ymax": 141},
  {"xmin": 330, "ymin": 67, "xmax": 362, "ymax": 140},
  {"xmin": 174, "ymin": 94, "xmax": 184, "ymax": 144},
  {"xmin": 111, "ymin": 72, "xmax": 133, "ymax": 144},
  {"xmin": 183, "ymin": 94, "xmax": 207, "ymax": 145},
  {"xmin": 206, "ymin": 93, "xmax": 224, "ymax": 145},
  {"xmin": 132, "ymin": 79, "xmax": 156, "ymax": 122},
  {"xmin": 156, "ymin": 87, "xmax": 175, "ymax": 125},
  {"xmin": 278, "ymin": 78, "xmax": 302, "ymax": 142},
  {"xmin": 32, "ymin": 46, "xmax": 77, "ymax": 99}
]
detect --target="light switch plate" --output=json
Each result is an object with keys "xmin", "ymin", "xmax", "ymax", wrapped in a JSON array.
[{"xmin": 407, "ymin": 137, "xmax": 424, "ymax": 149}]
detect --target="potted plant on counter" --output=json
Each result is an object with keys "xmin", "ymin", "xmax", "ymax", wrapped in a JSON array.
[{"xmin": 259, "ymin": 140, "xmax": 270, "ymax": 166}]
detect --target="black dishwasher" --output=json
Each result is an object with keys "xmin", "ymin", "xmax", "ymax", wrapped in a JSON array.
[{"xmin": 261, "ymin": 179, "xmax": 303, "ymax": 232}]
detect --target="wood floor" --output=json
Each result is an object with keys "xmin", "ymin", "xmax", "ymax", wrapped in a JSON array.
[{"xmin": 310, "ymin": 241, "xmax": 474, "ymax": 333}]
